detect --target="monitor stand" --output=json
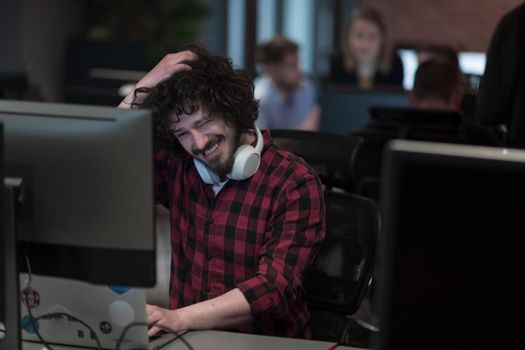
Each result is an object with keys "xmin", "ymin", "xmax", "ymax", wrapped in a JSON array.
[{"xmin": 0, "ymin": 182, "xmax": 21, "ymax": 350}]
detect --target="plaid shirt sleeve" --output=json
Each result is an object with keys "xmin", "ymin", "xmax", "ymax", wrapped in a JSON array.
[{"xmin": 237, "ymin": 171, "xmax": 325, "ymax": 318}]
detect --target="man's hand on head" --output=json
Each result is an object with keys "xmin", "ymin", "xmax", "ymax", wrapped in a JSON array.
[
  {"xmin": 118, "ymin": 50, "xmax": 197, "ymax": 109},
  {"xmin": 137, "ymin": 51, "xmax": 196, "ymax": 89}
]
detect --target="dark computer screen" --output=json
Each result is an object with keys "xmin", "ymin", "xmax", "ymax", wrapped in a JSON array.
[
  {"xmin": 377, "ymin": 140, "xmax": 525, "ymax": 349},
  {"xmin": 319, "ymin": 87, "xmax": 409, "ymax": 134},
  {"xmin": 0, "ymin": 122, "xmax": 4, "ymax": 326},
  {"xmin": 0, "ymin": 100, "xmax": 155, "ymax": 287}
]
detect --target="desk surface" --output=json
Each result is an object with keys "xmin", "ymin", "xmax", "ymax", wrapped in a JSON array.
[
  {"xmin": 22, "ymin": 330, "xmax": 365, "ymax": 350},
  {"xmin": 152, "ymin": 330, "xmax": 363, "ymax": 350}
]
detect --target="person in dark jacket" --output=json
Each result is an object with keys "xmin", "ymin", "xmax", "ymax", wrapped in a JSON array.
[{"xmin": 478, "ymin": 3, "xmax": 525, "ymax": 148}]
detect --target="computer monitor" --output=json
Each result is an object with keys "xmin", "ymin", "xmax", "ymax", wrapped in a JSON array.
[
  {"xmin": 376, "ymin": 140, "xmax": 525, "ymax": 349},
  {"xmin": 369, "ymin": 106, "xmax": 463, "ymax": 125},
  {"xmin": 0, "ymin": 100, "xmax": 155, "ymax": 287},
  {"xmin": 397, "ymin": 48, "xmax": 486, "ymax": 90},
  {"xmin": 320, "ymin": 87, "xmax": 409, "ymax": 134}
]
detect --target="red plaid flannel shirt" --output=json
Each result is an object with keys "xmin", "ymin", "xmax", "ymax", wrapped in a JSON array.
[{"xmin": 154, "ymin": 130, "xmax": 325, "ymax": 338}]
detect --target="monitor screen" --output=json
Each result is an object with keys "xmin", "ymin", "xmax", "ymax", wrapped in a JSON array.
[
  {"xmin": 458, "ymin": 51, "xmax": 487, "ymax": 76},
  {"xmin": 398, "ymin": 49, "xmax": 486, "ymax": 90},
  {"xmin": 376, "ymin": 140, "xmax": 525, "ymax": 349},
  {"xmin": 320, "ymin": 88, "xmax": 409, "ymax": 134},
  {"xmin": 1, "ymin": 100, "xmax": 155, "ymax": 287},
  {"xmin": 0, "ymin": 122, "xmax": 4, "ymax": 330}
]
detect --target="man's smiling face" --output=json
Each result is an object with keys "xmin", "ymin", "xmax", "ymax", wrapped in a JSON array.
[{"xmin": 170, "ymin": 107, "xmax": 241, "ymax": 178}]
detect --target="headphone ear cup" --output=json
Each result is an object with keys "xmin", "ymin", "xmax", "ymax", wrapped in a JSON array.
[
  {"xmin": 194, "ymin": 128, "xmax": 264, "ymax": 183},
  {"xmin": 229, "ymin": 145, "xmax": 260, "ymax": 180}
]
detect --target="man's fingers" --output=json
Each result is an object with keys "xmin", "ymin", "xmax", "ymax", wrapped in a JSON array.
[
  {"xmin": 162, "ymin": 51, "xmax": 197, "ymax": 72},
  {"xmin": 134, "ymin": 50, "xmax": 197, "ymax": 91},
  {"xmin": 166, "ymin": 63, "xmax": 191, "ymax": 79},
  {"xmin": 147, "ymin": 324, "xmax": 163, "ymax": 337},
  {"xmin": 146, "ymin": 303, "xmax": 156, "ymax": 313},
  {"xmin": 146, "ymin": 304, "xmax": 162, "ymax": 324},
  {"xmin": 167, "ymin": 50, "xmax": 197, "ymax": 63}
]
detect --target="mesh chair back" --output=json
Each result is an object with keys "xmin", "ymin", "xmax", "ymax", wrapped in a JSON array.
[
  {"xmin": 270, "ymin": 130, "xmax": 363, "ymax": 192},
  {"xmin": 351, "ymin": 107, "xmax": 500, "ymax": 200},
  {"xmin": 304, "ymin": 191, "xmax": 378, "ymax": 315}
]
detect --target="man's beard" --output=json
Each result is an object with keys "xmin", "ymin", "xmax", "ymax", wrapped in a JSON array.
[{"xmin": 203, "ymin": 127, "xmax": 242, "ymax": 179}]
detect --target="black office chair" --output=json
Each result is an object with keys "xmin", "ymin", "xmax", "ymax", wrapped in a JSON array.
[
  {"xmin": 304, "ymin": 190, "xmax": 379, "ymax": 346},
  {"xmin": 351, "ymin": 106, "xmax": 502, "ymax": 202},
  {"xmin": 270, "ymin": 129, "xmax": 363, "ymax": 192}
]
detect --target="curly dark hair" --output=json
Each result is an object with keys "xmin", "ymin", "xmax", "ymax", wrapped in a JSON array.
[{"xmin": 131, "ymin": 47, "xmax": 259, "ymax": 153}]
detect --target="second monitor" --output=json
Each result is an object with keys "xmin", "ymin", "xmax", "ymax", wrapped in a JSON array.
[
  {"xmin": 377, "ymin": 140, "xmax": 525, "ymax": 349},
  {"xmin": 1, "ymin": 100, "xmax": 155, "ymax": 287}
]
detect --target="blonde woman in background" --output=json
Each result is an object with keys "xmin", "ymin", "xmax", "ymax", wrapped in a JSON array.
[{"xmin": 329, "ymin": 7, "xmax": 403, "ymax": 90}]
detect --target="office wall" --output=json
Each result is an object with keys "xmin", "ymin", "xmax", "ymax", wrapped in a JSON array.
[
  {"xmin": 362, "ymin": 0, "xmax": 522, "ymax": 52},
  {"xmin": 200, "ymin": 0, "xmax": 228, "ymax": 56},
  {"xmin": 0, "ymin": 1, "xmax": 24, "ymax": 72},
  {"xmin": 19, "ymin": 0, "xmax": 85, "ymax": 102},
  {"xmin": 0, "ymin": 0, "xmax": 84, "ymax": 102}
]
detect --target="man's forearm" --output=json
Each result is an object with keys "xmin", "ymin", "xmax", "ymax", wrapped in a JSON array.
[{"xmin": 176, "ymin": 288, "xmax": 253, "ymax": 330}]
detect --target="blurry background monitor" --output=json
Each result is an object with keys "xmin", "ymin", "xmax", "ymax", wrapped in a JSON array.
[
  {"xmin": 376, "ymin": 140, "xmax": 525, "ymax": 349},
  {"xmin": 1, "ymin": 100, "xmax": 155, "ymax": 287},
  {"xmin": 458, "ymin": 51, "xmax": 487, "ymax": 77},
  {"xmin": 319, "ymin": 88, "xmax": 409, "ymax": 134},
  {"xmin": 397, "ymin": 48, "xmax": 486, "ymax": 90}
]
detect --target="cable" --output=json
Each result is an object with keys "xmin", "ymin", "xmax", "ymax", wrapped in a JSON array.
[
  {"xmin": 22, "ymin": 306, "xmax": 56, "ymax": 350},
  {"xmin": 25, "ymin": 253, "xmax": 33, "ymax": 288},
  {"xmin": 327, "ymin": 342, "xmax": 339, "ymax": 350},
  {"xmin": 22, "ymin": 312, "xmax": 103, "ymax": 350},
  {"xmin": 23, "ymin": 253, "xmax": 103, "ymax": 350},
  {"xmin": 354, "ymin": 317, "xmax": 380, "ymax": 332},
  {"xmin": 153, "ymin": 330, "xmax": 194, "ymax": 350},
  {"xmin": 115, "ymin": 321, "xmax": 148, "ymax": 350},
  {"xmin": 23, "ymin": 253, "xmax": 152, "ymax": 350},
  {"xmin": 174, "ymin": 330, "xmax": 194, "ymax": 350},
  {"xmin": 23, "ymin": 253, "xmax": 57, "ymax": 350}
]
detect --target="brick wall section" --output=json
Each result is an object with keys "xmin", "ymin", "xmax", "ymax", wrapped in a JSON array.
[{"xmin": 362, "ymin": 0, "xmax": 523, "ymax": 52}]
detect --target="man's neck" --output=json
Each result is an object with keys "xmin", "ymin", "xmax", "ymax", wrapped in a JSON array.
[{"xmin": 357, "ymin": 62, "xmax": 376, "ymax": 78}]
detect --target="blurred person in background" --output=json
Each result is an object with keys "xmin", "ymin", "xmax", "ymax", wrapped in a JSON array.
[
  {"xmin": 329, "ymin": 7, "xmax": 403, "ymax": 89},
  {"xmin": 416, "ymin": 44, "xmax": 460, "ymax": 67},
  {"xmin": 399, "ymin": 59, "xmax": 499, "ymax": 146},
  {"xmin": 409, "ymin": 59, "xmax": 464, "ymax": 110},
  {"xmin": 254, "ymin": 35, "xmax": 321, "ymax": 131},
  {"xmin": 478, "ymin": 2, "xmax": 525, "ymax": 148}
]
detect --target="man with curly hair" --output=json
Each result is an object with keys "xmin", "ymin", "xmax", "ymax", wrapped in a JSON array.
[{"xmin": 119, "ymin": 48, "xmax": 325, "ymax": 338}]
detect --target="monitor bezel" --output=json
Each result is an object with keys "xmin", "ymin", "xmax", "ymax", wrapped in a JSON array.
[
  {"xmin": 0, "ymin": 100, "xmax": 156, "ymax": 287},
  {"xmin": 376, "ymin": 140, "xmax": 525, "ymax": 349}
]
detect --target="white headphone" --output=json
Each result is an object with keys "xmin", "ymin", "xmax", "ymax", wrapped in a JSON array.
[{"xmin": 193, "ymin": 127, "xmax": 264, "ymax": 184}]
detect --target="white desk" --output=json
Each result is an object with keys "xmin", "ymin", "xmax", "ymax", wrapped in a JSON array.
[
  {"xmin": 22, "ymin": 330, "xmax": 365, "ymax": 350},
  {"xmin": 152, "ymin": 330, "xmax": 363, "ymax": 350}
]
